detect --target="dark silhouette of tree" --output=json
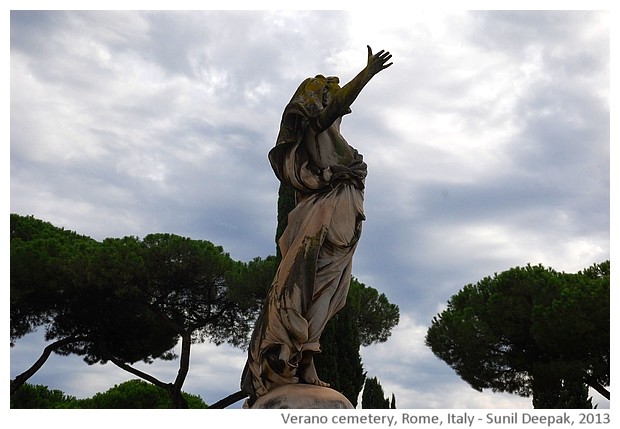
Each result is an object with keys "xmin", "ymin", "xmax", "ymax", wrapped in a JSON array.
[
  {"xmin": 275, "ymin": 183, "xmax": 296, "ymax": 260},
  {"xmin": 362, "ymin": 376, "xmax": 391, "ymax": 408},
  {"xmin": 10, "ymin": 215, "xmax": 262, "ymax": 408},
  {"xmin": 10, "ymin": 380, "xmax": 207, "ymax": 409},
  {"xmin": 11, "ymin": 210, "xmax": 398, "ymax": 409},
  {"xmin": 215, "ymin": 183, "xmax": 400, "ymax": 408},
  {"xmin": 426, "ymin": 262, "xmax": 609, "ymax": 408},
  {"xmin": 65, "ymin": 379, "xmax": 208, "ymax": 409},
  {"xmin": 314, "ymin": 277, "xmax": 399, "ymax": 406},
  {"xmin": 10, "ymin": 214, "xmax": 100, "ymax": 393},
  {"xmin": 357, "ymin": 280, "xmax": 400, "ymax": 346},
  {"xmin": 10, "ymin": 383, "xmax": 77, "ymax": 409},
  {"xmin": 315, "ymin": 278, "xmax": 364, "ymax": 406},
  {"xmin": 10, "ymin": 214, "xmax": 94, "ymax": 343},
  {"xmin": 11, "ymin": 228, "xmax": 181, "ymax": 403},
  {"xmin": 80, "ymin": 233, "xmax": 258, "ymax": 408},
  {"xmin": 534, "ymin": 379, "xmax": 593, "ymax": 409}
]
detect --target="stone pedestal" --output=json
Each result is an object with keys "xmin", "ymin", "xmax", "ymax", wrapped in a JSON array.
[{"xmin": 250, "ymin": 384, "xmax": 354, "ymax": 409}]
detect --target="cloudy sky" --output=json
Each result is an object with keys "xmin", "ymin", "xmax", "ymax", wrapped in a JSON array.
[{"xmin": 8, "ymin": 7, "xmax": 611, "ymax": 411}]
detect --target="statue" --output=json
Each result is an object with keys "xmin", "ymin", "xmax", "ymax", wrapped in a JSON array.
[{"xmin": 241, "ymin": 46, "xmax": 393, "ymax": 407}]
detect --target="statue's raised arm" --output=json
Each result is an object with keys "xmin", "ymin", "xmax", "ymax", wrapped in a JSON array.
[{"xmin": 316, "ymin": 45, "xmax": 392, "ymax": 131}]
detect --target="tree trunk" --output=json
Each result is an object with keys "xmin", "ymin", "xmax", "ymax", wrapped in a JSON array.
[
  {"xmin": 209, "ymin": 390, "xmax": 248, "ymax": 409},
  {"xmin": 108, "ymin": 355, "xmax": 183, "ymax": 407},
  {"xmin": 10, "ymin": 335, "xmax": 80, "ymax": 394},
  {"xmin": 531, "ymin": 369, "xmax": 562, "ymax": 409},
  {"xmin": 170, "ymin": 331, "xmax": 192, "ymax": 409},
  {"xmin": 108, "ymin": 329, "xmax": 192, "ymax": 408},
  {"xmin": 583, "ymin": 373, "xmax": 610, "ymax": 400}
]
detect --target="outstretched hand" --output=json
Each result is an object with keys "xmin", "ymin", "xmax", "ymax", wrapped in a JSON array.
[
  {"xmin": 315, "ymin": 45, "xmax": 393, "ymax": 127},
  {"xmin": 366, "ymin": 45, "xmax": 393, "ymax": 76}
]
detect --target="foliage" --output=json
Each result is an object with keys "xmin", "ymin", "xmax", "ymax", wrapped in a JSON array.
[
  {"xmin": 425, "ymin": 262, "xmax": 610, "ymax": 408},
  {"xmin": 533, "ymin": 380, "xmax": 593, "ymax": 409},
  {"xmin": 62, "ymin": 379, "xmax": 208, "ymax": 409},
  {"xmin": 315, "ymin": 278, "xmax": 365, "ymax": 406},
  {"xmin": 361, "ymin": 376, "xmax": 393, "ymax": 409},
  {"xmin": 275, "ymin": 183, "xmax": 296, "ymax": 258},
  {"xmin": 357, "ymin": 280, "xmax": 400, "ymax": 346},
  {"xmin": 314, "ymin": 277, "xmax": 399, "ymax": 406},
  {"xmin": 54, "ymin": 235, "xmax": 179, "ymax": 365},
  {"xmin": 11, "ymin": 209, "xmax": 399, "ymax": 409},
  {"xmin": 10, "ymin": 382, "xmax": 77, "ymax": 409},
  {"xmin": 226, "ymin": 255, "xmax": 279, "ymax": 348},
  {"xmin": 10, "ymin": 380, "xmax": 207, "ymax": 409},
  {"xmin": 10, "ymin": 214, "xmax": 112, "ymax": 394},
  {"xmin": 10, "ymin": 214, "xmax": 263, "ymax": 407},
  {"xmin": 331, "ymin": 283, "xmax": 365, "ymax": 405},
  {"xmin": 138, "ymin": 232, "xmax": 254, "ymax": 346},
  {"xmin": 10, "ymin": 214, "xmax": 97, "ymax": 345}
]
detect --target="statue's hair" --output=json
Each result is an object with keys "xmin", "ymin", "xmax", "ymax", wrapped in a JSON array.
[{"xmin": 275, "ymin": 75, "xmax": 336, "ymax": 147}]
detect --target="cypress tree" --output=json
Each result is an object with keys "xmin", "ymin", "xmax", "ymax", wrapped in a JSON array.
[
  {"xmin": 314, "ymin": 281, "xmax": 365, "ymax": 406},
  {"xmin": 362, "ymin": 376, "xmax": 390, "ymax": 409},
  {"xmin": 275, "ymin": 183, "xmax": 295, "ymax": 259}
]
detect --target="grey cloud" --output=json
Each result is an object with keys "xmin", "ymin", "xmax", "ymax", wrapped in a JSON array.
[{"xmin": 470, "ymin": 11, "xmax": 606, "ymax": 55}]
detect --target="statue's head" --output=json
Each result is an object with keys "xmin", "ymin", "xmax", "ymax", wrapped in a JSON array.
[
  {"xmin": 287, "ymin": 75, "xmax": 341, "ymax": 118},
  {"xmin": 321, "ymin": 76, "xmax": 341, "ymax": 107},
  {"xmin": 276, "ymin": 74, "xmax": 351, "ymax": 149}
]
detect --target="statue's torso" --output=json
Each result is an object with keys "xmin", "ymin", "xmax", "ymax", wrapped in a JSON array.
[{"xmin": 303, "ymin": 117, "xmax": 355, "ymax": 169}]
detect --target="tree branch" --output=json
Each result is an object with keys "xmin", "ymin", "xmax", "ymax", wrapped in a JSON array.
[
  {"xmin": 583, "ymin": 372, "xmax": 610, "ymax": 400},
  {"xmin": 209, "ymin": 390, "xmax": 248, "ymax": 409},
  {"xmin": 11, "ymin": 335, "xmax": 83, "ymax": 394},
  {"xmin": 108, "ymin": 355, "xmax": 171, "ymax": 391},
  {"xmin": 173, "ymin": 332, "xmax": 192, "ymax": 391}
]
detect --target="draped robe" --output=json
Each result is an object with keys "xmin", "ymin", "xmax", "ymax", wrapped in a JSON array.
[{"xmin": 241, "ymin": 76, "xmax": 367, "ymax": 405}]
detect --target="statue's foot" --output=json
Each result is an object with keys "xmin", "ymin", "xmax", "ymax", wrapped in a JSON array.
[
  {"xmin": 299, "ymin": 361, "xmax": 330, "ymax": 388},
  {"xmin": 310, "ymin": 377, "xmax": 330, "ymax": 388}
]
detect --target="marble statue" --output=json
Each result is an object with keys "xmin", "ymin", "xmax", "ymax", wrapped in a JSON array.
[{"xmin": 241, "ymin": 46, "xmax": 393, "ymax": 407}]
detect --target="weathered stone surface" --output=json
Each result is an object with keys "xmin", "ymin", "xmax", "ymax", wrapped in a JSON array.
[
  {"xmin": 250, "ymin": 384, "xmax": 354, "ymax": 409},
  {"xmin": 241, "ymin": 46, "xmax": 393, "ymax": 406}
]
